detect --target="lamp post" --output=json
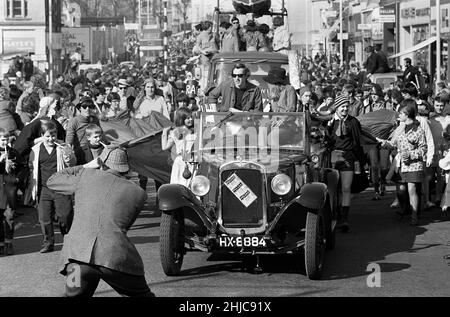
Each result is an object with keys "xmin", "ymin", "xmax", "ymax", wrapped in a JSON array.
[
  {"xmin": 49, "ymin": 0, "xmax": 53, "ymax": 85},
  {"xmin": 163, "ymin": 0, "xmax": 168, "ymax": 73},
  {"xmin": 339, "ymin": 0, "xmax": 343, "ymax": 67},
  {"xmin": 437, "ymin": 0, "xmax": 442, "ymax": 88},
  {"xmin": 306, "ymin": 0, "xmax": 309, "ymax": 56}
]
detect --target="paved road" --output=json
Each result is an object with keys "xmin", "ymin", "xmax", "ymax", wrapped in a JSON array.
[{"xmin": 1, "ymin": 182, "xmax": 450, "ymax": 297}]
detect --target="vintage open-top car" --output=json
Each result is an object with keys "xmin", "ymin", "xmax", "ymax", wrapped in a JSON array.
[{"xmin": 158, "ymin": 111, "xmax": 339, "ymax": 280}]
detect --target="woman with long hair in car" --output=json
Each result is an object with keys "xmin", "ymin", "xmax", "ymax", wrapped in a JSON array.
[{"xmin": 161, "ymin": 108, "xmax": 196, "ymax": 187}]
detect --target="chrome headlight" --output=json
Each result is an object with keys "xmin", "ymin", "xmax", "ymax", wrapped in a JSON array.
[
  {"xmin": 271, "ymin": 174, "xmax": 292, "ymax": 196},
  {"xmin": 190, "ymin": 175, "xmax": 211, "ymax": 197}
]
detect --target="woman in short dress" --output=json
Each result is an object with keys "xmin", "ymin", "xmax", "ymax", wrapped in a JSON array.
[{"xmin": 379, "ymin": 99, "xmax": 427, "ymax": 226}]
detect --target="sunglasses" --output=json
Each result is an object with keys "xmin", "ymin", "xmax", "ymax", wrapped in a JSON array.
[
  {"xmin": 81, "ymin": 105, "xmax": 95, "ymax": 110},
  {"xmin": 233, "ymin": 22, "xmax": 239, "ymax": 24},
  {"xmin": 232, "ymin": 74, "xmax": 245, "ymax": 78},
  {"xmin": 119, "ymin": 86, "xmax": 127, "ymax": 90}
]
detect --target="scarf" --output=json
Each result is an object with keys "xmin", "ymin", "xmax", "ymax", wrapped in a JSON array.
[{"xmin": 333, "ymin": 113, "xmax": 349, "ymax": 137}]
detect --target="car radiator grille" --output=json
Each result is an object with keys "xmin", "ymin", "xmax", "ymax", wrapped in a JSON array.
[{"xmin": 221, "ymin": 169, "xmax": 264, "ymax": 228}]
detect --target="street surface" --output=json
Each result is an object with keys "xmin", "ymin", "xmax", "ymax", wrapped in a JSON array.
[{"xmin": 1, "ymin": 180, "xmax": 450, "ymax": 297}]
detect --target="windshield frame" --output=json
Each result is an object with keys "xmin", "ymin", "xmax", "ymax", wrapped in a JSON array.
[{"xmin": 196, "ymin": 112, "xmax": 308, "ymax": 157}]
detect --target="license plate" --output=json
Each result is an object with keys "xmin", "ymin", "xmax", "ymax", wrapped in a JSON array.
[
  {"xmin": 224, "ymin": 173, "xmax": 258, "ymax": 208},
  {"xmin": 218, "ymin": 236, "xmax": 267, "ymax": 248}
]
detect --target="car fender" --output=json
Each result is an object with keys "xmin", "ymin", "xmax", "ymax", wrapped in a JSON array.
[
  {"xmin": 298, "ymin": 182, "xmax": 328, "ymax": 210},
  {"xmin": 158, "ymin": 184, "xmax": 214, "ymax": 231},
  {"xmin": 323, "ymin": 169, "xmax": 339, "ymax": 213},
  {"xmin": 158, "ymin": 184, "xmax": 203, "ymax": 211}
]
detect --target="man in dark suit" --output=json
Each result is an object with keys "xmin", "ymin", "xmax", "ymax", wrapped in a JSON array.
[
  {"xmin": 403, "ymin": 58, "xmax": 421, "ymax": 89},
  {"xmin": 47, "ymin": 148, "xmax": 154, "ymax": 297},
  {"xmin": 364, "ymin": 46, "xmax": 381, "ymax": 76},
  {"xmin": 374, "ymin": 44, "xmax": 390, "ymax": 73}
]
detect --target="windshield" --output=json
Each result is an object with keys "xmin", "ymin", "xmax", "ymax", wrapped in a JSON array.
[{"xmin": 197, "ymin": 112, "xmax": 305, "ymax": 154}]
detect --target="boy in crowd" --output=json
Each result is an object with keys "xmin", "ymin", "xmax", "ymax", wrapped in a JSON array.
[
  {"xmin": 0, "ymin": 128, "xmax": 25, "ymax": 255},
  {"xmin": 29, "ymin": 121, "xmax": 76, "ymax": 253},
  {"xmin": 75, "ymin": 124, "xmax": 105, "ymax": 165}
]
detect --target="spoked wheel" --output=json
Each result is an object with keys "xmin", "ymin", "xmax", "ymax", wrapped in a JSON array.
[
  {"xmin": 304, "ymin": 211, "xmax": 326, "ymax": 280},
  {"xmin": 160, "ymin": 209, "xmax": 185, "ymax": 276}
]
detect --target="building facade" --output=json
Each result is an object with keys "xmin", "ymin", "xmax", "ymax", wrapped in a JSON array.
[
  {"xmin": 0, "ymin": 0, "xmax": 47, "ymax": 74},
  {"xmin": 0, "ymin": 0, "xmax": 63, "ymax": 79}
]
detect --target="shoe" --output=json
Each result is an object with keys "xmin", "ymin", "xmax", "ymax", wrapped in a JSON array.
[
  {"xmin": 425, "ymin": 202, "xmax": 436, "ymax": 210},
  {"xmin": 39, "ymin": 244, "xmax": 54, "ymax": 253},
  {"xmin": 390, "ymin": 199, "xmax": 400, "ymax": 209},
  {"xmin": 410, "ymin": 213, "xmax": 419, "ymax": 226},
  {"xmin": 372, "ymin": 193, "xmax": 381, "ymax": 201},
  {"xmin": 380, "ymin": 184, "xmax": 386, "ymax": 196},
  {"xmin": 341, "ymin": 222, "xmax": 350, "ymax": 233},
  {"xmin": 5, "ymin": 243, "xmax": 14, "ymax": 256}
]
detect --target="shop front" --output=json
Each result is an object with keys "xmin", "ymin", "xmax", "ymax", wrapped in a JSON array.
[
  {"xmin": 399, "ymin": 0, "xmax": 431, "ymax": 71},
  {"xmin": 0, "ymin": 28, "xmax": 47, "ymax": 77}
]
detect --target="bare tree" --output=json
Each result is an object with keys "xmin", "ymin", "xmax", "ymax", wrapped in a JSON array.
[
  {"xmin": 174, "ymin": 0, "xmax": 191, "ymax": 33},
  {"xmin": 70, "ymin": 0, "xmax": 89, "ymax": 16}
]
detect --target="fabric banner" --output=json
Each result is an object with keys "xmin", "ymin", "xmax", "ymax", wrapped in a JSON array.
[
  {"xmin": 232, "ymin": 0, "xmax": 272, "ymax": 16},
  {"xmin": 101, "ymin": 111, "xmax": 174, "ymax": 184},
  {"xmin": 357, "ymin": 109, "xmax": 398, "ymax": 140}
]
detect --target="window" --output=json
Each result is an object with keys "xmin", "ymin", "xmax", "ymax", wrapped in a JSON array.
[{"xmin": 6, "ymin": 0, "xmax": 28, "ymax": 18}]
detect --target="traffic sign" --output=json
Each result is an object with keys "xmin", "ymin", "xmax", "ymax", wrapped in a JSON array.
[
  {"xmin": 337, "ymin": 33, "xmax": 349, "ymax": 40},
  {"xmin": 140, "ymin": 45, "xmax": 164, "ymax": 51},
  {"xmin": 358, "ymin": 24, "xmax": 372, "ymax": 30},
  {"xmin": 324, "ymin": 10, "xmax": 337, "ymax": 18},
  {"xmin": 378, "ymin": 15, "xmax": 396, "ymax": 23}
]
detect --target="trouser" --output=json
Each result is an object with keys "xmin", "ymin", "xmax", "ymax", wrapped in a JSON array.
[
  {"xmin": 38, "ymin": 187, "xmax": 74, "ymax": 245},
  {"xmin": 65, "ymin": 261, "xmax": 154, "ymax": 297},
  {"xmin": 379, "ymin": 149, "xmax": 391, "ymax": 184},
  {"xmin": 138, "ymin": 175, "xmax": 162, "ymax": 192},
  {"xmin": 0, "ymin": 208, "xmax": 14, "ymax": 245}
]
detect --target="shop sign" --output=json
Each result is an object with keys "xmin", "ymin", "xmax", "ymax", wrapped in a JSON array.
[
  {"xmin": 379, "ymin": 8, "xmax": 396, "ymax": 23},
  {"xmin": 401, "ymin": 7, "xmax": 430, "ymax": 19},
  {"xmin": 3, "ymin": 37, "xmax": 35, "ymax": 54},
  {"xmin": 62, "ymin": 27, "xmax": 92, "ymax": 60}
]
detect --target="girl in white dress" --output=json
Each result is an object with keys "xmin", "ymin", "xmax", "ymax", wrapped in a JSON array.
[{"xmin": 161, "ymin": 108, "xmax": 196, "ymax": 187}]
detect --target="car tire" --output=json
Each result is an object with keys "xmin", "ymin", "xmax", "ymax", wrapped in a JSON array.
[
  {"xmin": 160, "ymin": 209, "xmax": 185, "ymax": 276},
  {"xmin": 325, "ymin": 196, "xmax": 336, "ymax": 251},
  {"xmin": 304, "ymin": 211, "xmax": 326, "ymax": 280}
]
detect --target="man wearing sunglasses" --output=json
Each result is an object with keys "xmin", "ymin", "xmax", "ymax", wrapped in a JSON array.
[
  {"xmin": 65, "ymin": 97, "xmax": 101, "ymax": 150},
  {"xmin": 117, "ymin": 79, "xmax": 136, "ymax": 113},
  {"xmin": 208, "ymin": 63, "xmax": 262, "ymax": 112}
]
